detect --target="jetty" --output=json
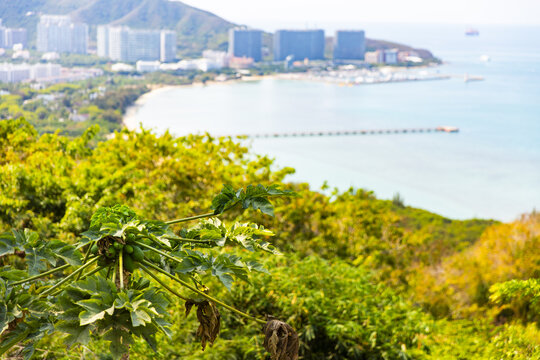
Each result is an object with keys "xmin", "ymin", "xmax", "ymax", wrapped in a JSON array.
[{"xmin": 241, "ymin": 126, "xmax": 459, "ymax": 139}]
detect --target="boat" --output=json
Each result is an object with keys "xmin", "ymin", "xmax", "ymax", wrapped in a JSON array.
[
  {"xmin": 480, "ymin": 55, "xmax": 491, "ymax": 62},
  {"xmin": 465, "ymin": 28, "xmax": 479, "ymax": 36}
]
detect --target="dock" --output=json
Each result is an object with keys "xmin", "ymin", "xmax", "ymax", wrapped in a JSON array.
[{"xmin": 241, "ymin": 126, "xmax": 459, "ymax": 139}]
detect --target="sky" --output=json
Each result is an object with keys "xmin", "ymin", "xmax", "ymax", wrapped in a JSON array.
[{"xmin": 180, "ymin": 0, "xmax": 540, "ymax": 29}]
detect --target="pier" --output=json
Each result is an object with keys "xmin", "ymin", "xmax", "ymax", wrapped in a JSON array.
[{"xmin": 242, "ymin": 126, "xmax": 459, "ymax": 139}]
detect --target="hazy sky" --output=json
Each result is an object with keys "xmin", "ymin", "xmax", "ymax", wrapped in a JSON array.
[{"xmin": 180, "ymin": 0, "xmax": 540, "ymax": 29}]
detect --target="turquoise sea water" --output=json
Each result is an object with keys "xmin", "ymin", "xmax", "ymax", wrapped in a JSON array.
[{"xmin": 125, "ymin": 24, "xmax": 540, "ymax": 221}]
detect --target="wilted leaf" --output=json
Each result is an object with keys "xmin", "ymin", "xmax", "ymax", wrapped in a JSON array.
[
  {"xmin": 185, "ymin": 300, "xmax": 221, "ymax": 350},
  {"xmin": 263, "ymin": 318, "xmax": 299, "ymax": 360}
]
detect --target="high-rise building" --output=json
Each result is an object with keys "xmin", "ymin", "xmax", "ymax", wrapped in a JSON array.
[
  {"xmin": 70, "ymin": 23, "xmax": 87, "ymax": 54},
  {"xmin": 0, "ymin": 18, "xmax": 28, "ymax": 49},
  {"xmin": 37, "ymin": 15, "xmax": 87, "ymax": 54},
  {"xmin": 107, "ymin": 26, "xmax": 129, "ymax": 61},
  {"xmin": 97, "ymin": 26, "xmax": 109, "ymax": 58},
  {"xmin": 98, "ymin": 26, "xmax": 176, "ymax": 63},
  {"xmin": 127, "ymin": 29, "xmax": 160, "ymax": 62},
  {"xmin": 273, "ymin": 30, "xmax": 325, "ymax": 61},
  {"xmin": 160, "ymin": 30, "xmax": 176, "ymax": 62},
  {"xmin": 228, "ymin": 28, "xmax": 262, "ymax": 62},
  {"xmin": 333, "ymin": 30, "xmax": 365, "ymax": 60},
  {"xmin": 5, "ymin": 28, "xmax": 28, "ymax": 48}
]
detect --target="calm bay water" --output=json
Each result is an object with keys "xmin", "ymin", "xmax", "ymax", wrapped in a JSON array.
[{"xmin": 125, "ymin": 24, "xmax": 540, "ymax": 221}]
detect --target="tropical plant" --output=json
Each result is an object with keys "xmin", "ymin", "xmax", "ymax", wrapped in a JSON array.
[{"xmin": 0, "ymin": 184, "xmax": 299, "ymax": 360}]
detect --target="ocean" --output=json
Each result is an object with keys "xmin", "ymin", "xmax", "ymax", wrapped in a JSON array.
[{"xmin": 124, "ymin": 24, "xmax": 540, "ymax": 221}]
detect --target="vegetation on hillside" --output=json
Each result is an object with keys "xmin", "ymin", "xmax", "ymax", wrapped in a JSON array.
[{"xmin": 0, "ymin": 119, "xmax": 538, "ymax": 359}]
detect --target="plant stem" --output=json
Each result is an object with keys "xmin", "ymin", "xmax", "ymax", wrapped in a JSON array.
[
  {"xmin": 140, "ymin": 259, "xmax": 266, "ymax": 325},
  {"xmin": 11, "ymin": 263, "xmax": 71, "ymax": 286},
  {"xmin": 76, "ymin": 243, "xmax": 93, "ymax": 280},
  {"xmin": 41, "ymin": 257, "xmax": 98, "ymax": 296},
  {"xmin": 162, "ymin": 236, "xmax": 213, "ymax": 244},
  {"xmin": 112, "ymin": 260, "xmax": 117, "ymax": 286},
  {"xmin": 138, "ymin": 264, "xmax": 188, "ymax": 301},
  {"xmin": 165, "ymin": 212, "xmax": 215, "ymax": 225},
  {"xmin": 81, "ymin": 265, "xmax": 108, "ymax": 280},
  {"xmin": 119, "ymin": 251, "xmax": 124, "ymax": 290},
  {"xmin": 49, "ymin": 265, "xmax": 109, "ymax": 297},
  {"xmin": 134, "ymin": 241, "xmax": 184, "ymax": 266}
]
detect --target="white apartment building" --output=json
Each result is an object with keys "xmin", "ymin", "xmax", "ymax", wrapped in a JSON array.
[
  {"xmin": 0, "ymin": 63, "xmax": 60, "ymax": 83},
  {"xmin": 98, "ymin": 25, "xmax": 176, "ymax": 63},
  {"xmin": 160, "ymin": 30, "xmax": 176, "ymax": 62},
  {"xmin": 37, "ymin": 15, "xmax": 88, "ymax": 54}
]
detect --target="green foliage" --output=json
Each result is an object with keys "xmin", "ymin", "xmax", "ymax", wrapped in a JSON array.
[
  {"xmin": 0, "ymin": 120, "xmax": 538, "ymax": 358},
  {"xmin": 412, "ymin": 213, "xmax": 540, "ymax": 318},
  {"xmin": 0, "ymin": 229, "xmax": 81, "ymax": 273},
  {"xmin": 56, "ymin": 276, "xmax": 171, "ymax": 357},
  {"xmin": 1, "ymin": 189, "xmax": 288, "ymax": 359},
  {"xmin": 227, "ymin": 256, "xmax": 431, "ymax": 360},
  {"xmin": 0, "ymin": 279, "xmax": 53, "ymax": 360},
  {"xmin": 211, "ymin": 184, "xmax": 296, "ymax": 216}
]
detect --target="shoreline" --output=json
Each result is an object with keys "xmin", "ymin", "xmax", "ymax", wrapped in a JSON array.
[
  {"xmin": 122, "ymin": 66, "xmax": 446, "ymax": 130},
  {"xmin": 123, "ymin": 74, "xmax": 277, "ymax": 130}
]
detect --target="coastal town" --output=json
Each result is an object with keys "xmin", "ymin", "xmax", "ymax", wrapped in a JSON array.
[{"xmin": 0, "ymin": 14, "xmax": 439, "ymax": 86}]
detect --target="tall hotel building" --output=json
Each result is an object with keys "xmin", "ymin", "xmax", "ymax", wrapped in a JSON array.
[
  {"xmin": 228, "ymin": 28, "xmax": 262, "ymax": 62},
  {"xmin": 98, "ymin": 26, "xmax": 176, "ymax": 62},
  {"xmin": 160, "ymin": 30, "xmax": 177, "ymax": 62},
  {"xmin": 273, "ymin": 29, "xmax": 325, "ymax": 61},
  {"xmin": 37, "ymin": 15, "xmax": 88, "ymax": 54},
  {"xmin": 333, "ymin": 30, "xmax": 365, "ymax": 60}
]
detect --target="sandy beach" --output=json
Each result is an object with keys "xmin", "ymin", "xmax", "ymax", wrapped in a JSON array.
[{"xmin": 123, "ymin": 75, "xmax": 276, "ymax": 130}]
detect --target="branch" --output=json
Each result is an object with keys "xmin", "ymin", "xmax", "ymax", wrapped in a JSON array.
[
  {"xmin": 140, "ymin": 259, "xmax": 266, "ymax": 325},
  {"xmin": 138, "ymin": 263, "xmax": 189, "ymax": 301},
  {"xmin": 134, "ymin": 241, "xmax": 185, "ymax": 266},
  {"xmin": 76, "ymin": 242, "xmax": 94, "ymax": 280},
  {"xmin": 10, "ymin": 263, "xmax": 71, "ymax": 286},
  {"xmin": 40, "ymin": 257, "xmax": 98, "ymax": 297},
  {"xmin": 165, "ymin": 212, "xmax": 215, "ymax": 225}
]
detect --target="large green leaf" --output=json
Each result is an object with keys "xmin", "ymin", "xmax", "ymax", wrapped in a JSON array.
[
  {"xmin": 211, "ymin": 184, "xmax": 295, "ymax": 216},
  {"xmin": 77, "ymin": 298, "xmax": 115, "ymax": 326}
]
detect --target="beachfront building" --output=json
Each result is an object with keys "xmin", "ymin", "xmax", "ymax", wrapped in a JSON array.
[
  {"xmin": 365, "ymin": 50, "xmax": 384, "ymax": 64},
  {"xmin": 0, "ymin": 62, "xmax": 61, "ymax": 83},
  {"xmin": 228, "ymin": 28, "xmax": 262, "ymax": 62},
  {"xmin": 160, "ymin": 30, "xmax": 177, "ymax": 62},
  {"xmin": 136, "ymin": 60, "xmax": 161, "ymax": 72},
  {"xmin": 98, "ymin": 25, "xmax": 176, "ymax": 63},
  {"xmin": 333, "ymin": 30, "xmax": 365, "ymax": 60},
  {"xmin": 383, "ymin": 49, "xmax": 398, "ymax": 64},
  {"xmin": 203, "ymin": 50, "xmax": 229, "ymax": 67},
  {"xmin": 273, "ymin": 29, "xmax": 325, "ymax": 61},
  {"xmin": 37, "ymin": 15, "xmax": 88, "ymax": 54}
]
